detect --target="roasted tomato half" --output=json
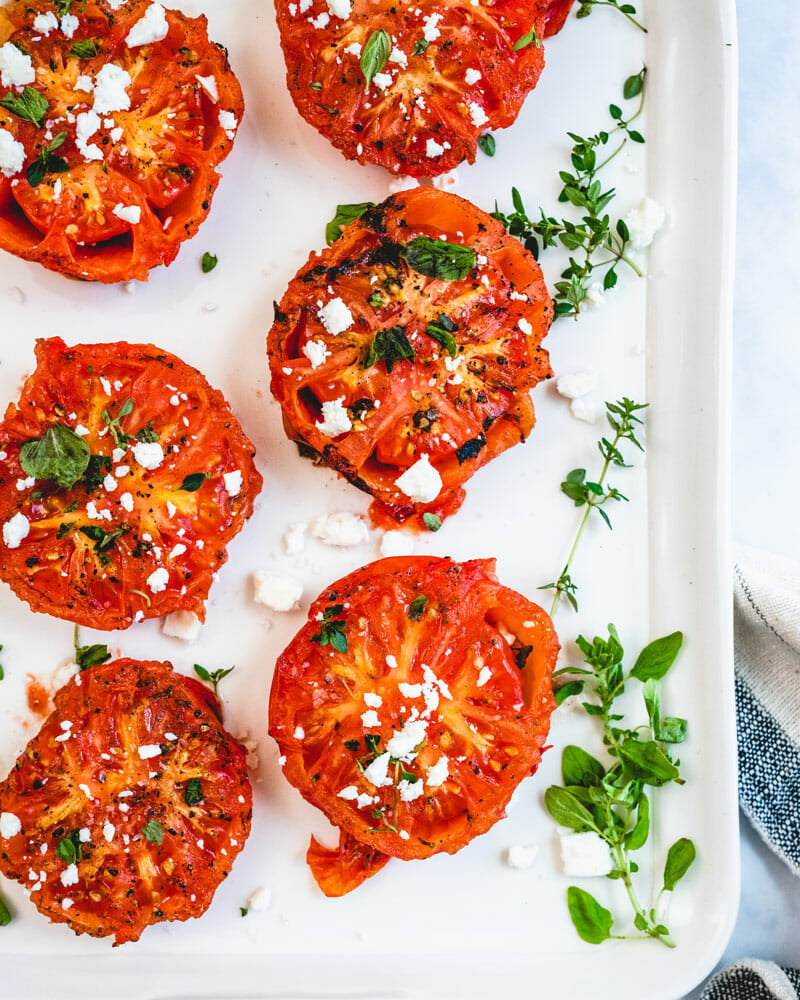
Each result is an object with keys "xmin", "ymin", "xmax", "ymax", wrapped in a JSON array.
[
  {"xmin": 269, "ymin": 556, "xmax": 559, "ymax": 896},
  {"xmin": 0, "ymin": 337, "xmax": 262, "ymax": 630},
  {"xmin": 267, "ymin": 187, "xmax": 553, "ymax": 530},
  {"xmin": 0, "ymin": 658, "xmax": 252, "ymax": 944},
  {"xmin": 276, "ymin": 0, "xmax": 551, "ymax": 176},
  {"xmin": 0, "ymin": 0, "xmax": 243, "ymax": 281}
]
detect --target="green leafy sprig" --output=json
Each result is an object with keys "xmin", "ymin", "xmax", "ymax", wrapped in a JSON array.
[
  {"xmin": 194, "ymin": 663, "xmax": 236, "ymax": 696},
  {"xmin": 26, "ymin": 130, "xmax": 69, "ymax": 187},
  {"xmin": 576, "ymin": 0, "xmax": 647, "ymax": 33},
  {"xmin": 541, "ymin": 398, "xmax": 647, "ymax": 614},
  {"xmin": 0, "ymin": 86, "xmax": 48, "ymax": 128},
  {"xmin": 73, "ymin": 624, "xmax": 111, "ymax": 671},
  {"xmin": 19, "ymin": 423, "xmax": 90, "ymax": 490},
  {"xmin": 546, "ymin": 628, "xmax": 695, "ymax": 946},
  {"xmin": 310, "ymin": 605, "xmax": 348, "ymax": 653},
  {"xmin": 493, "ymin": 70, "xmax": 647, "ymax": 318}
]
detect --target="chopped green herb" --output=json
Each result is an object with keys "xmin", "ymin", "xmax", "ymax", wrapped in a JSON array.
[
  {"xmin": 401, "ymin": 236, "xmax": 475, "ymax": 281},
  {"xmin": 413, "ymin": 38, "xmax": 429, "ymax": 55},
  {"xmin": 422, "ymin": 512, "xmax": 442, "ymax": 532},
  {"xmin": 193, "ymin": 663, "xmax": 236, "ymax": 696},
  {"xmin": 310, "ymin": 604, "xmax": 348, "ymax": 654},
  {"xmin": 310, "ymin": 81, "xmax": 322, "ymax": 91},
  {"xmin": 0, "ymin": 894, "xmax": 11, "ymax": 926},
  {"xmin": 184, "ymin": 778, "xmax": 204, "ymax": 807},
  {"xmin": 407, "ymin": 595, "xmax": 428, "ymax": 621},
  {"xmin": 363, "ymin": 326, "xmax": 414, "ymax": 373},
  {"xmin": 425, "ymin": 314, "xmax": 458, "ymax": 357},
  {"xmin": 0, "ymin": 86, "xmax": 48, "ymax": 127},
  {"xmin": 240, "ymin": 907, "xmax": 249, "ymax": 917},
  {"xmin": 478, "ymin": 133, "xmax": 496, "ymax": 157},
  {"xmin": 75, "ymin": 643, "xmax": 111, "ymax": 671},
  {"xmin": 26, "ymin": 130, "xmax": 69, "ymax": 187},
  {"xmin": 78, "ymin": 524, "xmax": 130, "ymax": 564},
  {"xmin": 361, "ymin": 29, "xmax": 391, "ymax": 88},
  {"xmin": 19, "ymin": 423, "xmax": 90, "ymax": 490},
  {"xmin": 367, "ymin": 290, "xmax": 385, "ymax": 308},
  {"xmin": 576, "ymin": 0, "xmax": 647, "ymax": 32},
  {"xmin": 513, "ymin": 24, "xmax": 542, "ymax": 51},
  {"xmin": 142, "ymin": 819, "xmax": 164, "ymax": 845},
  {"xmin": 177, "ymin": 472, "xmax": 207, "ymax": 492},
  {"xmin": 344, "ymin": 738, "xmax": 361, "ymax": 751},
  {"xmin": 136, "ymin": 421, "xmax": 159, "ymax": 444},
  {"xmin": 56, "ymin": 830, "xmax": 83, "ymax": 865},
  {"xmin": 68, "ymin": 38, "xmax": 99, "ymax": 59},
  {"xmin": 201, "ymin": 252, "xmax": 218, "ymax": 273},
  {"xmin": 325, "ymin": 201, "xmax": 373, "ymax": 245},
  {"xmin": 101, "ymin": 397, "xmax": 134, "ymax": 450}
]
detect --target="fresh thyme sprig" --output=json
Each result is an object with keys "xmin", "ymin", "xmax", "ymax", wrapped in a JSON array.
[
  {"xmin": 546, "ymin": 627, "xmax": 695, "ymax": 946},
  {"xmin": 576, "ymin": 0, "xmax": 647, "ymax": 33},
  {"xmin": 492, "ymin": 70, "xmax": 647, "ymax": 318},
  {"xmin": 540, "ymin": 397, "xmax": 646, "ymax": 614},
  {"xmin": 194, "ymin": 663, "xmax": 236, "ymax": 696}
]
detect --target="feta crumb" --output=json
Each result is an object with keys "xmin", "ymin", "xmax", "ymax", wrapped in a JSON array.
[
  {"xmin": 344, "ymin": 41, "xmax": 361, "ymax": 56},
  {"xmin": 398, "ymin": 778, "xmax": 425, "ymax": 802},
  {"xmin": 422, "ymin": 12, "xmax": 443, "ymax": 40},
  {"xmin": 395, "ymin": 454, "xmax": 442, "ymax": 503},
  {"xmin": 218, "ymin": 109, "xmax": 238, "ymax": 136},
  {"xmin": 138, "ymin": 744, "xmax": 162, "ymax": 760},
  {"xmin": 119, "ymin": 491, "xmax": 134, "ymax": 512},
  {"xmin": 132, "ymin": 441, "xmax": 164, "ymax": 470},
  {"xmin": 103, "ymin": 822, "xmax": 115, "ymax": 843},
  {"xmin": 16, "ymin": 476, "xmax": 35, "ymax": 491},
  {"xmin": 425, "ymin": 756, "xmax": 449, "ymax": 787},
  {"xmin": 380, "ymin": 530, "xmax": 415, "ymax": 558},
  {"xmin": 92, "ymin": 63, "xmax": 132, "ymax": 114},
  {"xmin": 0, "ymin": 129, "xmax": 26, "ymax": 178},
  {"xmin": 363, "ymin": 751, "xmax": 393, "ymax": 788},
  {"xmin": 196, "ymin": 74, "xmax": 219, "ymax": 102},
  {"xmin": 246, "ymin": 886, "xmax": 272, "ymax": 911},
  {"xmin": 398, "ymin": 830, "xmax": 410, "ymax": 840},
  {"xmin": 506, "ymin": 844, "xmax": 538, "ymax": 869},
  {"xmin": 293, "ymin": 726, "xmax": 305, "ymax": 739},
  {"xmin": 112, "ymin": 203, "xmax": 141, "ymax": 225},
  {"xmin": 361, "ymin": 710, "xmax": 380, "ymax": 728},
  {"xmin": 0, "ymin": 812, "xmax": 22, "ymax": 838},
  {"xmin": 426, "ymin": 138, "xmax": 445, "ymax": 158},
  {"xmin": 303, "ymin": 339, "xmax": 330, "ymax": 369},
  {"xmin": 385, "ymin": 717, "xmax": 427, "ymax": 762},
  {"xmin": 326, "ymin": 0, "xmax": 351, "ymax": 17},
  {"xmin": 3, "ymin": 512, "xmax": 29, "ymax": 549},
  {"xmin": 624, "ymin": 197, "xmax": 666, "ymax": 250},
  {"xmin": 75, "ymin": 74, "xmax": 93, "ymax": 92},
  {"xmin": 467, "ymin": 101, "xmax": 488, "ymax": 128},
  {"xmin": 0, "ymin": 41, "xmax": 35, "ymax": 88},
  {"xmin": 465, "ymin": 68, "xmax": 482, "ymax": 85},
  {"xmin": 75, "ymin": 109, "xmax": 103, "ymax": 161},
  {"xmin": 556, "ymin": 371, "xmax": 596, "ymax": 399},
  {"xmin": 126, "ymin": 2, "xmax": 169, "ymax": 47},
  {"xmin": 162, "ymin": 610, "xmax": 202, "ymax": 641},
  {"xmin": 372, "ymin": 71, "xmax": 392, "ymax": 91},
  {"xmin": 60, "ymin": 863, "xmax": 79, "ymax": 887},
  {"xmin": 223, "ymin": 469, "xmax": 243, "ymax": 496},
  {"xmin": 317, "ymin": 296, "xmax": 353, "ymax": 335},
  {"xmin": 60, "ymin": 14, "xmax": 79, "ymax": 37},
  {"xmin": 252, "ymin": 570, "xmax": 303, "ymax": 612},
  {"xmin": 316, "ymin": 397, "xmax": 352, "ymax": 437},
  {"xmin": 558, "ymin": 830, "xmax": 613, "ymax": 877},
  {"xmin": 102, "ymin": 473, "xmax": 117, "ymax": 493},
  {"xmin": 283, "ymin": 522, "xmax": 306, "ymax": 554},
  {"xmin": 385, "ymin": 654, "xmax": 398, "ymax": 669},
  {"xmin": 476, "ymin": 665, "xmax": 492, "ymax": 687},
  {"xmin": 146, "ymin": 567, "xmax": 169, "ymax": 593},
  {"xmin": 312, "ymin": 511, "xmax": 368, "ymax": 547},
  {"xmin": 364, "ymin": 692, "xmax": 383, "ymax": 708},
  {"xmin": 517, "ymin": 317, "xmax": 533, "ymax": 336}
]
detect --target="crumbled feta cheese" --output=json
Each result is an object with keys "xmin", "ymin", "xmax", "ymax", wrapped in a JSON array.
[
  {"xmin": 312, "ymin": 511, "xmax": 368, "ymax": 547},
  {"xmin": 316, "ymin": 397, "xmax": 352, "ymax": 437},
  {"xmin": 283, "ymin": 522, "xmax": 306, "ymax": 554},
  {"xmin": 361, "ymin": 710, "xmax": 380, "ymax": 728},
  {"xmin": 310, "ymin": 11, "xmax": 330, "ymax": 28},
  {"xmin": 0, "ymin": 42, "xmax": 35, "ymax": 88},
  {"xmin": 364, "ymin": 692, "xmax": 383, "ymax": 708},
  {"xmin": 517, "ymin": 317, "xmax": 533, "ymax": 336},
  {"xmin": 467, "ymin": 101, "xmax": 488, "ymax": 128},
  {"xmin": 0, "ymin": 812, "xmax": 22, "ymax": 837},
  {"xmin": 398, "ymin": 778, "xmax": 424, "ymax": 802},
  {"xmin": 60, "ymin": 14, "xmax": 79, "ymax": 37},
  {"xmin": 326, "ymin": 0, "xmax": 351, "ymax": 17},
  {"xmin": 425, "ymin": 756, "xmax": 449, "ymax": 787},
  {"xmin": 317, "ymin": 296, "xmax": 353, "ymax": 335},
  {"xmin": 132, "ymin": 441, "xmax": 164, "ymax": 470},
  {"xmin": 196, "ymin": 74, "xmax": 219, "ymax": 102},
  {"xmin": 302, "ymin": 339, "xmax": 330, "ymax": 369},
  {"xmin": 293, "ymin": 726, "xmax": 305, "ymax": 740},
  {"xmin": 112, "ymin": 203, "xmax": 141, "ymax": 225},
  {"xmin": 33, "ymin": 11, "xmax": 59, "ymax": 34},
  {"xmin": 385, "ymin": 717, "xmax": 427, "ymax": 762},
  {"xmin": 221, "ymin": 469, "xmax": 242, "ymax": 497},
  {"xmin": 162, "ymin": 610, "xmax": 202, "ymax": 641},
  {"xmin": 61, "ymin": 898, "xmax": 74, "ymax": 909},
  {"xmin": 103, "ymin": 822, "xmax": 115, "ymax": 843},
  {"xmin": 426, "ymin": 138, "xmax": 445, "ymax": 158},
  {"xmin": 252, "ymin": 570, "xmax": 303, "ymax": 612},
  {"xmin": 558, "ymin": 830, "xmax": 613, "ymax": 877},
  {"xmin": 477, "ymin": 665, "xmax": 492, "ymax": 687},
  {"xmin": 218, "ymin": 109, "xmax": 238, "ymax": 136},
  {"xmin": 102, "ymin": 473, "xmax": 117, "ymax": 492},
  {"xmin": 395, "ymin": 454, "xmax": 442, "ymax": 503},
  {"xmin": 78, "ymin": 828, "xmax": 90, "ymax": 842},
  {"xmin": 119, "ymin": 491, "xmax": 134, "ymax": 512},
  {"xmin": 138, "ymin": 744, "xmax": 162, "ymax": 760},
  {"xmin": 146, "ymin": 567, "xmax": 169, "ymax": 593},
  {"xmin": 556, "ymin": 371, "xmax": 596, "ymax": 399},
  {"xmin": 0, "ymin": 129, "xmax": 26, "ymax": 178},
  {"xmin": 126, "ymin": 2, "xmax": 169, "ymax": 47},
  {"xmin": 380, "ymin": 530, "xmax": 415, "ymax": 558},
  {"xmin": 246, "ymin": 886, "xmax": 272, "ymax": 911},
  {"xmin": 422, "ymin": 12, "xmax": 443, "ymax": 40},
  {"xmin": 60, "ymin": 864, "xmax": 79, "ymax": 887},
  {"xmin": 344, "ymin": 41, "xmax": 362, "ymax": 56},
  {"xmin": 363, "ymin": 751, "xmax": 393, "ymax": 788},
  {"xmin": 92, "ymin": 63, "xmax": 132, "ymax": 114},
  {"xmin": 75, "ymin": 74, "xmax": 93, "ymax": 92},
  {"xmin": 75, "ymin": 110, "xmax": 103, "ymax": 161},
  {"xmin": 372, "ymin": 71, "xmax": 392, "ymax": 91},
  {"xmin": 16, "ymin": 476, "xmax": 35, "ymax": 491},
  {"xmin": 86, "ymin": 500, "xmax": 111, "ymax": 521},
  {"xmin": 506, "ymin": 844, "xmax": 538, "ymax": 869},
  {"xmin": 465, "ymin": 68, "xmax": 481, "ymax": 85},
  {"xmin": 3, "ymin": 512, "xmax": 29, "ymax": 549},
  {"xmin": 385, "ymin": 654, "xmax": 398, "ymax": 669},
  {"xmin": 624, "ymin": 197, "xmax": 666, "ymax": 250}
]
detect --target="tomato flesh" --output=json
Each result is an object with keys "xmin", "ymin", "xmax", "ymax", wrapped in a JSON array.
[
  {"xmin": 0, "ymin": 337, "xmax": 262, "ymax": 630},
  {"xmin": 268, "ymin": 187, "xmax": 552, "ymax": 530},
  {"xmin": 0, "ymin": 0, "xmax": 242, "ymax": 282},
  {"xmin": 0, "ymin": 658, "xmax": 252, "ymax": 944},
  {"xmin": 269, "ymin": 556, "xmax": 559, "ymax": 895}
]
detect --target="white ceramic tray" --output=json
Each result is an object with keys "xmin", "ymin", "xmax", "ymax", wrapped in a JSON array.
[{"xmin": 0, "ymin": 0, "xmax": 738, "ymax": 996}]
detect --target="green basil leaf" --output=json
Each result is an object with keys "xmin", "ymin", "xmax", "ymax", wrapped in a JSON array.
[
  {"xmin": 325, "ymin": 201, "xmax": 373, "ymax": 245},
  {"xmin": 194, "ymin": 664, "xmax": 211, "ymax": 682},
  {"xmin": 626, "ymin": 792, "xmax": 650, "ymax": 850},
  {"xmin": 201, "ymin": 252, "xmax": 218, "ymax": 273},
  {"xmin": 178, "ymin": 472, "xmax": 207, "ymax": 492},
  {"xmin": 425, "ymin": 317, "xmax": 458, "ymax": 357},
  {"xmin": 623, "ymin": 70, "xmax": 645, "ymax": 100},
  {"xmin": 658, "ymin": 715, "xmax": 688, "ymax": 744},
  {"xmin": 561, "ymin": 745, "xmax": 605, "ymax": 787},
  {"xmin": 0, "ymin": 86, "xmax": 48, "ymax": 127},
  {"xmin": 19, "ymin": 423, "xmax": 90, "ymax": 490},
  {"xmin": 478, "ymin": 133, "xmax": 496, "ymax": 157},
  {"xmin": 544, "ymin": 785, "xmax": 596, "ymax": 832},
  {"xmin": 642, "ymin": 677, "xmax": 660, "ymax": 733},
  {"xmin": 361, "ymin": 29, "xmax": 391, "ymax": 88},
  {"xmin": 616, "ymin": 737, "xmax": 679, "ymax": 786},
  {"xmin": 75, "ymin": 643, "xmax": 111, "ymax": 671},
  {"xmin": 184, "ymin": 778, "xmax": 204, "ymax": 807},
  {"xmin": 142, "ymin": 819, "xmax": 164, "ymax": 845},
  {"xmin": 407, "ymin": 595, "xmax": 428, "ymax": 621},
  {"xmin": 330, "ymin": 629, "xmax": 348, "ymax": 654},
  {"xmin": 68, "ymin": 38, "xmax": 99, "ymax": 59},
  {"xmin": 56, "ymin": 836, "xmax": 78, "ymax": 864},
  {"xmin": 422, "ymin": 512, "xmax": 442, "ymax": 532},
  {"xmin": 363, "ymin": 325, "xmax": 414, "ymax": 373},
  {"xmin": 402, "ymin": 236, "xmax": 475, "ymax": 281},
  {"xmin": 553, "ymin": 679, "xmax": 583, "ymax": 705},
  {"xmin": 630, "ymin": 631, "xmax": 683, "ymax": 681},
  {"xmin": 566, "ymin": 886, "xmax": 613, "ymax": 944},
  {"xmin": 513, "ymin": 24, "xmax": 542, "ymax": 51},
  {"xmin": 25, "ymin": 159, "xmax": 46, "ymax": 187},
  {"xmin": 662, "ymin": 837, "xmax": 696, "ymax": 891}
]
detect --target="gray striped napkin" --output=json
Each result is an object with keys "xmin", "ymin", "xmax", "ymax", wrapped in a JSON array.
[{"xmin": 698, "ymin": 546, "xmax": 800, "ymax": 999}]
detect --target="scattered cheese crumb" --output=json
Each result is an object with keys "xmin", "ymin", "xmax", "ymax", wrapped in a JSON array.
[
  {"xmin": 624, "ymin": 196, "xmax": 666, "ymax": 249},
  {"xmin": 316, "ymin": 397, "xmax": 352, "ymax": 437},
  {"xmin": 317, "ymin": 297, "xmax": 353, "ymax": 335},
  {"xmin": 3, "ymin": 512, "xmax": 29, "ymax": 549},
  {"xmin": 162, "ymin": 610, "xmax": 203, "ymax": 641},
  {"xmin": 312, "ymin": 511, "xmax": 368, "ymax": 547},
  {"xmin": 558, "ymin": 830, "xmax": 613, "ymax": 877},
  {"xmin": 0, "ymin": 812, "xmax": 22, "ymax": 838},
  {"xmin": 395, "ymin": 454, "xmax": 442, "ymax": 503},
  {"xmin": 380, "ymin": 531, "xmax": 415, "ymax": 558},
  {"xmin": 126, "ymin": 2, "xmax": 169, "ymax": 47},
  {"xmin": 506, "ymin": 844, "xmax": 538, "ymax": 869},
  {"xmin": 252, "ymin": 570, "xmax": 303, "ymax": 612}
]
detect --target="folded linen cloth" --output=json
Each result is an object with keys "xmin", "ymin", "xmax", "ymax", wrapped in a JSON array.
[{"xmin": 699, "ymin": 546, "xmax": 800, "ymax": 1000}]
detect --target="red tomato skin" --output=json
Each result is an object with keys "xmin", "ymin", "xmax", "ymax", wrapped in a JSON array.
[
  {"xmin": 276, "ymin": 0, "xmax": 549, "ymax": 176},
  {"xmin": 269, "ymin": 556, "xmax": 559, "ymax": 894},
  {"xmin": 0, "ymin": 0, "xmax": 243, "ymax": 282},
  {"xmin": 544, "ymin": 0, "xmax": 576, "ymax": 35},
  {"xmin": 267, "ymin": 187, "xmax": 553, "ymax": 530},
  {"xmin": 0, "ymin": 337, "xmax": 262, "ymax": 630},
  {"xmin": 0, "ymin": 658, "xmax": 252, "ymax": 944}
]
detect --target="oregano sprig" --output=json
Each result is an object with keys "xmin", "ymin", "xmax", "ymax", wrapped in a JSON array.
[
  {"xmin": 540, "ymin": 397, "xmax": 647, "ymax": 614},
  {"xmin": 492, "ymin": 70, "xmax": 647, "ymax": 318},
  {"xmin": 576, "ymin": 0, "xmax": 647, "ymax": 33},
  {"xmin": 546, "ymin": 627, "xmax": 695, "ymax": 947}
]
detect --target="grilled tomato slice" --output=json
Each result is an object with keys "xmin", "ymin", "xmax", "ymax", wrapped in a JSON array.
[
  {"xmin": 0, "ymin": 0, "xmax": 243, "ymax": 281},
  {"xmin": 267, "ymin": 187, "xmax": 553, "ymax": 530},
  {"xmin": 0, "ymin": 657, "xmax": 252, "ymax": 944},
  {"xmin": 269, "ymin": 555, "xmax": 559, "ymax": 896},
  {"xmin": 275, "ymin": 0, "xmax": 552, "ymax": 176},
  {"xmin": 0, "ymin": 337, "xmax": 262, "ymax": 630}
]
